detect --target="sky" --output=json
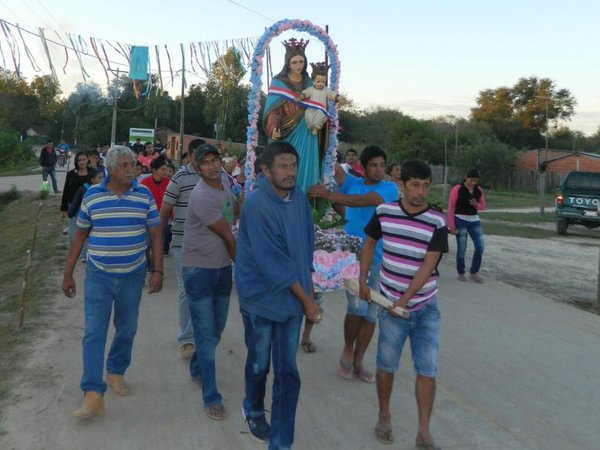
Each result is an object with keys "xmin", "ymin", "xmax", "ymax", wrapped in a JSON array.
[{"xmin": 1, "ymin": 0, "xmax": 599, "ymax": 135}]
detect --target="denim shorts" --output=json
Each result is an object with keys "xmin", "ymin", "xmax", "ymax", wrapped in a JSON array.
[
  {"xmin": 346, "ymin": 262, "xmax": 381, "ymax": 323},
  {"xmin": 376, "ymin": 297, "xmax": 441, "ymax": 377}
]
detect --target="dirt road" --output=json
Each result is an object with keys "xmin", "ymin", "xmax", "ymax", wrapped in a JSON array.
[{"xmin": 1, "ymin": 236, "xmax": 599, "ymax": 449}]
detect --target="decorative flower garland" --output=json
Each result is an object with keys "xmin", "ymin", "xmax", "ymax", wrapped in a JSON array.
[{"xmin": 245, "ymin": 18, "xmax": 341, "ymax": 191}]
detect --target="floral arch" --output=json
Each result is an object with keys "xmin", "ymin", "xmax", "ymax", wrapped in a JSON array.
[{"xmin": 244, "ymin": 19, "xmax": 340, "ymax": 190}]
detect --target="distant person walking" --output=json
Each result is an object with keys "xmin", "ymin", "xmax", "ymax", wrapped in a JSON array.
[
  {"xmin": 62, "ymin": 145, "xmax": 163, "ymax": 420},
  {"xmin": 137, "ymin": 142, "xmax": 159, "ymax": 173},
  {"xmin": 447, "ymin": 168, "xmax": 486, "ymax": 282},
  {"xmin": 39, "ymin": 139, "xmax": 60, "ymax": 193},
  {"xmin": 60, "ymin": 151, "xmax": 89, "ymax": 246}
]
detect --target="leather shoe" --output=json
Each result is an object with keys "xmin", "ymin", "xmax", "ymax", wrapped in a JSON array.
[
  {"xmin": 106, "ymin": 373, "xmax": 129, "ymax": 396},
  {"xmin": 72, "ymin": 392, "xmax": 104, "ymax": 419}
]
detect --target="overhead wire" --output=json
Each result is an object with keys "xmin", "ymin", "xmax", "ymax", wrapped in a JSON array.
[
  {"xmin": 224, "ymin": 0, "xmax": 275, "ymax": 22},
  {"xmin": 36, "ymin": 0, "xmax": 65, "ymax": 33}
]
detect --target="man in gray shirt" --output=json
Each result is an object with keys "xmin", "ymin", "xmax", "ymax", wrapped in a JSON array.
[
  {"xmin": 160, "ymin": 139, "xmax": 204, "ymax": 359},
  {"xmin": 182, "ymin": 144, "xmax": 237, "ymax": 421}
]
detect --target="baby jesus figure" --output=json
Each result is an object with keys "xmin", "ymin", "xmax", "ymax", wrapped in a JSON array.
[{"xmin": 299, "ymin": 62, "xmax": 339, "ymax": 135}]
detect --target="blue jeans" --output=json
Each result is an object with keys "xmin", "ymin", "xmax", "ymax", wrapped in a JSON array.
[
  {"xmin": 172, "ymin": 248, "xmax": 194, "ymax": 346},
  {"xmin": 345, "ymin": 261, "xmax": 381, "ymax": 322},
  {"xmin": 455, "ymin": 217, "xmax": 485, "ymax": 275},
  {"xmin": 241, "ymin": 310, "xmax": 302, "ymax": 450},
  {"xmin": 182, "ymin": 265, "xmax": 232, "ymax": 407},
  {"xmin": 42, "ymin": 166, "xmax": 58, "ymax": 192},
  {"xmin": 377, "ymin": 298, "xmax": 441, "ymax": 377},
  {"xmin": 80, "ymin": 266, "xmax": 145, "ymax": 393}
]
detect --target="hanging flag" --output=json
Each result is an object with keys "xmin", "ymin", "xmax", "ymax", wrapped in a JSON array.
[
  {"xmin": 129, "ymin": 46, "xmax": 149, "ymax": 80},
  {"xmin": 38, "ymin": 28, "xmax": 58, "ymax": 83},
  {"xmin": 155, "ymin": 45, "xmax": 163, "ymax": 93}
]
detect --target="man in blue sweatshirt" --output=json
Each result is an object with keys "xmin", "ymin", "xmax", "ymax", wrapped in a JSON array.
[{"xmin": 235, "ymin": 141, "xmax": 322, "ymax": 450}]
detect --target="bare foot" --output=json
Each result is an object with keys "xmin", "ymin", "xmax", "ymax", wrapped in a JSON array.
[
  {"xmin": 374, "ymin": 417, "xmax": 393, "ymax": 444},
  {"xmin": 416, "ymin": 431, "xmax": 440, "ymax": 450},
  {"xmin": 340, "ymin": 348, "xmax": 353, "ymax": 367}
]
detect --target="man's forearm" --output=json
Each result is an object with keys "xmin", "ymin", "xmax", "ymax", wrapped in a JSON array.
[
  {"xmin": 329, "ymin": 191, "xmax": 381, "ymax": 208},
  {"xmin": 148, "ymin": 227, "xmax": 163, "ymax": 272},
  {"xmin": 64, "ymin": 229, "xmax": 88, "ymax": 277},
  {"xmin": 289, "ymin": 281, "xmax": 312, "ymax": 309},
  {"xmin": 397, "ymin": 254, "xmax": 440, "ymax": 305}
]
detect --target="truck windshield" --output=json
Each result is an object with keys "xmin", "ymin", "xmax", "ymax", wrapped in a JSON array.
[{"xmin": 565, "ymin": 173, "xmax": 600, "ymax": 190}]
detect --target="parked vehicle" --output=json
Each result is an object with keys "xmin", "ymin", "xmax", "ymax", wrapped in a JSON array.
[{"xmin": 555, "ymin": 171, "xmax": 600, "ymax": 235}]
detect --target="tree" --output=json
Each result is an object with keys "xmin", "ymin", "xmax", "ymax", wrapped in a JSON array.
[
  {"xmin": 65, "ymin": 82, "xmax": 107, "ymax": 148},
  {"xmin": 203, "ymin": 47, "xmax": 249, "ymax": 142},
  {"xmin": 455, "ymin": 136, "xmax": 517, "ymax": 188},
  {"xmin": 144, "ymin": 91, "xmax": 176, "ymax": 130},
  {"xmin": 0, "ymin": 68, "xmax": 39, "ymax": 133},
  {"xmin": 339, "ymin": 108, "xmax": 405, "ymax": 150},
  {"xmin": 471, "ymin": 77, "xmax": 577, "ymax": 149},
  {"xmin": 30, "ymin": 75, "xmax": 62, "ymax": 120},
  {"xmin": 389, "ymin": 115, "xmax": 443, "ymax": 164}
]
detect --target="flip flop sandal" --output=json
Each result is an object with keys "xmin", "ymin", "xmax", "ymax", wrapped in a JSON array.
[
  {"xmin": 416, "ymin": 444, "xmax": 441, "ymax": 450},
  {"xmin": 205, "ymin": 403, "xmax": 226, "ymax": 420},
  {"xmin": 337, "ymin": 358, "xmax": 353, "ymax": 380},
  {"xmin": 374, "ymin": 425, "xmax": 393, "ymax": 444},
  {"xmin": 416, "ymin": 443, "xmax": 441, "ymax": 450},
  {"xmin": 355, "ymin": 368, "xmax": 375, "ymax": 383},
  {"xmin": 301, "ymin": 341, "xmax": 316, "ymax": 353}
]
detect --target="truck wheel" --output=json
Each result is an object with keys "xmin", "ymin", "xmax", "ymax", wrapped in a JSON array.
[{"xmin": 557, "ymin": 218, "xmax": 568, "ymax": 235}]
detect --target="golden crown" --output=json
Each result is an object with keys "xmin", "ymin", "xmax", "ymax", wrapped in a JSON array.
[
  {"xmin": 310, "ymin": 62, "xmax": 330, "ymax": 76},
  {"xmin": 282, "ymin": 38, "xmax": 309, "ymax": 56}
]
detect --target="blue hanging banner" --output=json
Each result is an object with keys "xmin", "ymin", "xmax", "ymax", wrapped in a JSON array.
[{"xmin": 129, "ymin": 46, "xmax": 149, "ymax": 80}]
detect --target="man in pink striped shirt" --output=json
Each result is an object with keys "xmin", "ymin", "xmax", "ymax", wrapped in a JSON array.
[{"xmin": 360, "ymin": 160, "xmax": 448, "ymax": 450}]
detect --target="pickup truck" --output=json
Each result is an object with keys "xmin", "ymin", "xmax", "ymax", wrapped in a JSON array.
[{"xmin": 555, "ymin": 171, "xmax": 600, "ymax": 235}]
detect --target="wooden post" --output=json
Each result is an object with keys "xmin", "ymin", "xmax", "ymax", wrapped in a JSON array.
[{"xmin": 18, "ymin": 200, "xmax": 43, "ymax": 328}]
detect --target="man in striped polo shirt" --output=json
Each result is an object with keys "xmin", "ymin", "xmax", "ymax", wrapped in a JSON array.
[
  {"xmin": 160, "ymin": 139, "xmax": 205, "ymax": 359},
  {"xmin": 359, "ymin": 160, "xmax": 448, "ymax": 449},
  {"xmin": 62, "ymin": 145, "xmax": 163, "ymax": 420}
]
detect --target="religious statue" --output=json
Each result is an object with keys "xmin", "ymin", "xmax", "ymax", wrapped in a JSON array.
[{"xmin": 263, "ymin": 38, "xmax": 324, "ymax": 193}]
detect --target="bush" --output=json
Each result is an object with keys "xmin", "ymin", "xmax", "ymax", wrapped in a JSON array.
[
  {"xmin": 0, "ymin": 186, "xmax": 21, "ymax": 205},
  {"xmin": 0, "ymin": 132, "xmax": 35, "ymax": 170}
]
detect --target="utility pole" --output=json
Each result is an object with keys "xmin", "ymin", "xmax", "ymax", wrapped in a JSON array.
[
  {"xmin": 442, "ymin": 137, "xmax": 448, "ymax": 203},
  {"xmin": 110, "ymin": 69, "xmax": 120, "ymax": 146},
  {"xmin": 179, "ymin": 43, "xmax": 185, "ymax": 162},
  {"xmin": 454, "ymin": 124, "xmax": 458, "ymax": 163},
  {"xmin": 538, "ymin": 96, "xmax": 549, "ymax": 216}
]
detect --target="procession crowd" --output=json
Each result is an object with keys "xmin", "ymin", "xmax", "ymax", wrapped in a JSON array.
[
  {"xmin": 53, "ymin": 36, "xmax": 487, "ymax": 450},
  {"xmin": 56, "ymin": 134, "xmax": 485, "ymax": 450}
]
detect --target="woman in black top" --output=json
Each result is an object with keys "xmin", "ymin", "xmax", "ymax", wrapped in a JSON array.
[{"xmin": 61, "ymin": 152, "xmax": 88, "ymax": 242}]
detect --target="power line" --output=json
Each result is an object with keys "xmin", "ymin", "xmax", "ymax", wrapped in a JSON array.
[
  {"xmin": 224, "ymin": 0, "xmax": 275, "ymax": 22},
  {"xmin": 36, "ymin": 0, "xmax": 66, "ymax": 35},
  {"xmin": 0, "ymin": 0, "xmax": 25, "ymax": 23},
  {"xmin": 21, "ymin": 0, "xmax": 48, "ymax": 28}
]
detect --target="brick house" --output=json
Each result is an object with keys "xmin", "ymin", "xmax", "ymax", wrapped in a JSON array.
[{"xmin": 513, "ymin": 149, "xmax": 600, "ymax": 190}]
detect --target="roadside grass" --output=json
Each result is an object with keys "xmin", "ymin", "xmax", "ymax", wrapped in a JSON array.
[
  {"xmin": 429, "ymin": 186, "xmax": 555, "ymax": 210},
  {"xmin": 480, "ymin": 221, "xmax": 558, "ymax": 239},
  {"xmin": 0, "ymin": 191, "xmax": 65, "ymax": 416},
  {"xmin": 479, "ymin": 212, "xmax": 556, "ymax": 223},
  {"xmin": 0, "ymin": 165, "xmax": 40, "ymax": 177}
]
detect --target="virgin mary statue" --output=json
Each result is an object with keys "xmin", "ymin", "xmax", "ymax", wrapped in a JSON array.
[{"xmin": 262, "ymin": 38, "xmax": 321, "ymax": 193}]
